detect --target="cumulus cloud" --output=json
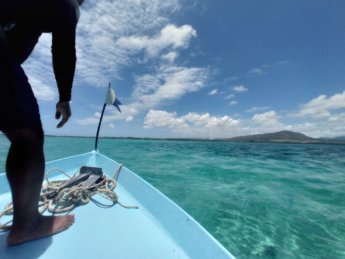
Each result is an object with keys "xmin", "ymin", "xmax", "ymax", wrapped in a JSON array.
[
  {"xmin": 250, "ymin": 110, "xmax": 289, "ymax": 133},
  {"xmin": 137, "ymin": 89, "xmax": 345, "ymax": 138},
  {"xmin": 116, "ymin": 24, "xmax": 197, "ymax": 57},
  {"xmin": 245, "ymin": 90, "xmax": 345, "ymax": 138},
  {"xmin": 252, "ymin": 111, "xmax": 280, "ymax": 124},
  {"xmin": 144, "ymin": 110, "xmax": 188, "ymax": 129},
  {"xmin": 286, "ymin": 90, "xmax": 345, "ymax": 137},
  {"xmin": 298, "ymin": 91, "xmax": 345, "ymax": 118},
  {"xmin": 132, "ymin": 65, "xmax": 209, "ymax": 108},
  {"xmin": 144, "ymin": 109, "xmax": 241, "ymax": 138}
]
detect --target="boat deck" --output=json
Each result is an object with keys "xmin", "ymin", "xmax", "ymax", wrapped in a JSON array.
[{"xmin": 0, "ymin": 151, "xmax": 234, "ymax": 259}]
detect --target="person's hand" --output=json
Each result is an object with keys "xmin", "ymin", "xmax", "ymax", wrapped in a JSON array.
[{"xmin": 55, "ymin": 101, "xmax": 71, "ymax": 128}]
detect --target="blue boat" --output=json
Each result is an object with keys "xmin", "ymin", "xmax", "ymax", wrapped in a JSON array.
[{"xmin": 0, "ymin": 150, "xmax": 235, "ymax": 258}]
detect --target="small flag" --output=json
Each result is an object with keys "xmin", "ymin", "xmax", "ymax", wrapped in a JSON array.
[{"xmin": 105, "ymin": 86, "xmax": 122, "ymax": 113}]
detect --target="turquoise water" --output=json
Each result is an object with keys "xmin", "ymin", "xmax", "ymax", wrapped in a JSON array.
[{"xmin": 1, "ymin": 135, "xmax": 345, "ymax": 258}]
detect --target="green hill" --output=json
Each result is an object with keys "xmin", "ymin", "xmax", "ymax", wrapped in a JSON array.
[{"xmin": 228, "ymin": 131, "xmax": 321, "ymax": 143}]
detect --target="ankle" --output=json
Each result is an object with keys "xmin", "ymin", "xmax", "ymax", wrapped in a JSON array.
[{"xmin": 12, "ymin": 213, "xmax": 42, "ymax": 229}]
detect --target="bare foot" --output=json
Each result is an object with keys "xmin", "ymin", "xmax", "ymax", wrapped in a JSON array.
[{"xmin": 7, "ymin": 214, "xmax": 75, "ymax": 245}]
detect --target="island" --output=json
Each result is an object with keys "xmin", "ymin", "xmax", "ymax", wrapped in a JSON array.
[{"xmin": 225, "ymin": 130, "xmax": 345, "ymax": 144}]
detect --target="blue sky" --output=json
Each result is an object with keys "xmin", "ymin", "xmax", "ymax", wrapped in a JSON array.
[{"xmin": 26, "ymin": 0, "xmax": 345, "ymax": 138}]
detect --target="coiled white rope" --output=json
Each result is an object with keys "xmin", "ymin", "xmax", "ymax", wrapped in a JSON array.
[{"xmin": 0, "ymin": 165, "xmax": 138, "ymax": 230}]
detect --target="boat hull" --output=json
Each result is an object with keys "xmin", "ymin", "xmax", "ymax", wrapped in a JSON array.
[{"xmin": 0, "ymin": 151, "xmax": 234, "ymax": 258}]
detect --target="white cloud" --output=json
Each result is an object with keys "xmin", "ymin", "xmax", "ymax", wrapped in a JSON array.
[
  {"xmin": 251, "ymin": 110, "xmax": 288, "ymax": 133},
  {"xmin": 285, "ymin": 90, "xmax": 345, "ymax": 137},
  {"xmin": 249, "ymin": 110, "xmax": 294, "ymax": 134},
  {"xmin": 73, "ymin": 0, "xmax": 210, "ymax": 126},
  {"xmin": 246, "ymin": 106, "xmax": 269, "ymax": 113},
  {"xmin": 76, "ymin": 103, "xmax": 138, "ymax": 126},
  {"xmin": 126, "ymin": 116, "xmax": 134, "ymax": 122},
  {"xmin": 245, "ymin": 91, "xmax": 345, "ymax": 138},
  {"xmin": 75, "ymin": 0, "xmax": 182, "ymax": 87},
  {"xmin": 298, "ymin": 91, "xmax": 345, "ymax": 118},
  {"xmin": 232, "ymin": 85, "xmax": 248, "ymax": 93},
  {"xmin": 141, "ymin": 90, "xmax": 345, "ymax": 139},
  {"xmin": 287, "ymin": 119, "xmax": 345, "ymax": 138},
  {"xmin": 28, "ymin": 76, "xmax": 56, "ymax": 101},
  {"xmin": 88, "ymin": 88, "xmax": 345, "ymax": 138},
  {"xmin": 133, "ymin": 65, "xmax": 209, "ymax": 108},
  {"xmin": 144, "ymin": 109, "xmax": 188, "ymax": 129},
  {"xmin": 116, "ymin": 24, "xmax": 196, "ymax": 57},
  {"xmin": 209, "ymin": 89, "xmax": 218, "ymax": 95},
  {"xmin": 229, "ymin": 100, "xmax": 238, "ymax": 106},
  {"xmin": 161, "ymin": 51, "xmax": 178, "ymax": 63},
  {"xmin": 252, "ymin": 110, "xmax": 280, "ymax": 125},
  {"xmin": 21, "ymin": 34, "xmax": 57, "ymax": 102},
  {"xmin": 76, "ymin": 64, "xmax": 209, "ymax": 126},
  {"xmin": 141, "ymin": 105, "xmax": 345, "ymax": 139},
  {"xmin": 144, "ymin": 109, "xmax": 242, "ymax": 138}
]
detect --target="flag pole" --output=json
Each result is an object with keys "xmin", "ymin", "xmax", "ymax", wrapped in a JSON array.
[{"xmin": 94, "ymin": 83, "xmax": 111, "ymax": 150}]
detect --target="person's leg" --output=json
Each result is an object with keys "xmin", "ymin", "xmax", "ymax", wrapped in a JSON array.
[
  {"xmin": 5, "ymin": 128, "xmax": 45, "ymax": 223},
  {"xmin": 0, "ymin": 27, "xmax": 74, "ymax": 245},
  {"xmin": 4, "ymin": 128, "xmax": 74, "ymax": 245}
]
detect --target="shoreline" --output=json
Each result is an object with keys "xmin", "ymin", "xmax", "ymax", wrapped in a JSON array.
[{"xmin": 44, "ymin": 135, "xmax": 345, "ymax": 145}]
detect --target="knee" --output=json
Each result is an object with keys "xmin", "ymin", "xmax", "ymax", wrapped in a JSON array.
[
  {"xmin": 25, "ymin": 128, "xmax": 44, "ymax": 147},
  {"xmin": 5, "ymin": 128, "xmax": 45, "ymax": 173},
  {"xmin": 7, "ymin": 127, "xmax": 44, "ymax": 149}
]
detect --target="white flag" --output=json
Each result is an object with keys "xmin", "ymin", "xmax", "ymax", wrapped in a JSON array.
[{"xmin": 105, "ymin": 86, "xmax": 121, "ymax": 112}]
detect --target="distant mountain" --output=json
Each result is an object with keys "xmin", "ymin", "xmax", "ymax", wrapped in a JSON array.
[
  {"xmin": 326, "ymin": 136, "xmax": 345, "ymax": 141},
  {"xmin": 227, "ymin": 131, "xmax": 343, "ymax": 144}
]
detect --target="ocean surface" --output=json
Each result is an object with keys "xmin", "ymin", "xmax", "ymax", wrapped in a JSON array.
[{"xmin": 0, "ymin": 135, "xmax": 345, "ymax": 258}]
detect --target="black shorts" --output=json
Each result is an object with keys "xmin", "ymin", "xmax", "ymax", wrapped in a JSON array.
[{"xmin": 0, "ymin": 27, "xmax": 42, "ymax": 131}]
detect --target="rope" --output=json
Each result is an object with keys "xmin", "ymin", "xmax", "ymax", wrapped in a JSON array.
[
  {"xmin": 0, "ymin": 204, "xmax": 13, "ymax": 231},
  {"xmin": 0, "ymin": 165, "xmax": 138, "ymax": 230}
]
